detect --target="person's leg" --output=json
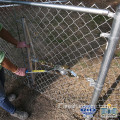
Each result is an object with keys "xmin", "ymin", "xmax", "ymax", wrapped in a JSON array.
[
  {"xmin": 0, "ymin": 68, "xmax": 5, "ymax": 87},
  {"xmin": 0, "ymin": 68, "xmax": 28, "ymax": 119},
  {"xmin": 0, "ymin": 68, "xmax": 17, "ymax": 102},
  {"xmin": 0, "ymin": 68, "xmax": 15, "ymax": 114}
]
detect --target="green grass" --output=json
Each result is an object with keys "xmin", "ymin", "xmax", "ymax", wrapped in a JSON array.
[
  {"xmin": 57, "ymin": 38, "xmax": 63, "ymax": 43},
  {"xmin": 115, "ymin": 52, "xmax": 120, "ymax": 57},
  {"xmin": 114, "ymin": 62, "xmax": 120, "ymax": 68},
  {"xmin": 46, "ymin": 35, "xmax": 63, "ymax": 44},
  {"xmin": 55, "ymin": 15, "xmax": 63, "ymax": 23},
  {"xmin": 80, "ymin": 62, "xmax": 87, "ymax": 68},
  {"xmin": 93, "ymin": 15, "xmax": 109, "ymax": 25}
]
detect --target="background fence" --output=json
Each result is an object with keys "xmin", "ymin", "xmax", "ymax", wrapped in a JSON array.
[{"xmin": 0, "ymin": 0, "xmax": 120, "ymax": 119}]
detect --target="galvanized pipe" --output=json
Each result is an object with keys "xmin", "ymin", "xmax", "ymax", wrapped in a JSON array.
[
  {"xmin": 0, "ymin": 4, "xmax": 20, "ymax": 7},
  {"xmin": 22, "ymin": 18, "xmax": 35, "ymax": 85},
  {"xmin": 91, "ymin": 5, "xmax": 120, "ymax": 106},
  {"xmin": 0, "ymin": 0, "xmax": 115, "ymax": 17}
]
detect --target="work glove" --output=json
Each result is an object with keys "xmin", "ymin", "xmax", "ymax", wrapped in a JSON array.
[
  {"xmin": 14, "ymin": 68, "xmax": 26, "ymax": 76},
  {"xmin": 17, "ymin": 42, "xmax": 30, "ymax": 48}
]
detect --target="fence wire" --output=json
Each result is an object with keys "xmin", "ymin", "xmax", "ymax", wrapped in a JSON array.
[{"xmin": 1, "ymin": 1, "xmax": 120, "ymax": 119}]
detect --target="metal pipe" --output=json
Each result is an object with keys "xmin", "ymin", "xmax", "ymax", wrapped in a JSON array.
[
  {"xmin": 0, "ymin": 0, "xmax": 115, "ymax": 17},
  {"xmin": 24, "ymin": 19, "xmax": 37, "ymax": 70},
  {"xmin": 0, "ymin": 4, "xmax": 20, "ymax": 8},
  {"xmin": 22, "ymin": 18, "xmax": 35, "ymax": 85},
  {"xmin": 91, "ymin": 5, "xmax": 120, "ymax": 106}
]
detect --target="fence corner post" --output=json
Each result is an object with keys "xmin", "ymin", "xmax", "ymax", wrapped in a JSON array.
[{"xmin": 87, "ymin": 4, "xmax": 120, "ymax": 119}]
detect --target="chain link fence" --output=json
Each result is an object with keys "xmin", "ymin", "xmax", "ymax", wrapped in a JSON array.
[{"xmin": 0, "ymin": 0, "xmax": 120, "ymax": 119}]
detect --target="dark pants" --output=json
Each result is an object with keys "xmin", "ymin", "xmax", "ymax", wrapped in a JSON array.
[{"xmin": 0, "ymin": 68, "xmax": 15, "ymax": 114}]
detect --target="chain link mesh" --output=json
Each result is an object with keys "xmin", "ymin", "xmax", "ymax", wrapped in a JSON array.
[{"xmin": 0, "ymin": 1, "xmax": 120, "ymax": 119}]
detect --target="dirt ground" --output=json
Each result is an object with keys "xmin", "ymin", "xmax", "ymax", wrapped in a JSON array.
[{"xmin": 1, "ymin": 0, "xmax": 120, "ymax": 120}]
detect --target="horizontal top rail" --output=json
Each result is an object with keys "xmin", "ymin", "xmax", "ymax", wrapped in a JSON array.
[
  {"xmin": 0, "ymin": 4, "xmax": 20, "ymax": 8},
  {"xmin": 0, "ymin": 0, "xmax": 115, "ymax": 18}
]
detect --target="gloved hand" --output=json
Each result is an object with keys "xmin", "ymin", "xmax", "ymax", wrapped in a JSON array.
[
  {"xmin": 14, "ymin": 68, "xmax": 26, "ymax": 76},
  {"xmin": 17, "ymin": 42, "xmax": 30, "ymax": 48}
]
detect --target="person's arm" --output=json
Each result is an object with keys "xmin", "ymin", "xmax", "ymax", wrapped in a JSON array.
[
  {"xmin": 0, "ymin": 24, "xmax": 27, "ymax": 76},
  {"xmin": 1, "ymin": 58, "xmax": 26, "ymax": 76},
  {"xmin": 0, "ymin": 51, "xmax": 26, "ymax": 76},
  {"xmin": 0, "ymin": 51, "xmax": 17, "ymax": 72},
  {"xmin": 0, "ymin": 24, "xmax": 29, "ymax": 48},
  {"xmin": 0, "ymin": 28, "xmax": 18, "ymax": 47},
  {"xmin": 1, "ymin": 57, "xmax": 26, "ymax": 76},
  {"xmin": 1, "ymin": 57, "xmax": 17, "ymax": 72}
]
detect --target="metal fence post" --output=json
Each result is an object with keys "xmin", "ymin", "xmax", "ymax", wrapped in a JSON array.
[
  {"xmin": 90, "ymin": 4, "xmax": 120, "ymax": 112},
  {"xmin": 0, "ymin": 0, "xmax": 114, "ymax": 17}
]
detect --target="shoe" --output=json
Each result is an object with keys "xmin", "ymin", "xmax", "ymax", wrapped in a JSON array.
[
  {"xmin": 10, "ymin": 110, "xmax": 29, "ymax": 120},
  {"xmin": 7, "ymin": 94, "xmax": 16, "ymax": 102}
]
